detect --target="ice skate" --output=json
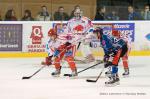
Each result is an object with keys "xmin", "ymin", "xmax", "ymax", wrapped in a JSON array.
[
  {"xmin": 105, "ymin": 70, "xmax": 111, "ymax": 77},
  {"xmin": 105, "ymin": 67, "xmax": 111, "ymax": 77},
  {"xmin": 51, "ymin": 68, "xmax": 61, "ymax": 77},
  {"xmin": 69, "ymin": 69, "xmax": 78, "ymax": 78},
  {"xmin": 105, "ymin": 74, "xmax": 120, "ymax": 87},
  {"xmin": 122, "ymin": 68, "xmax": 129, "ymax": 77}
]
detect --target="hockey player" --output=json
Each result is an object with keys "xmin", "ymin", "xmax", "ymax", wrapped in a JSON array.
[
  {"xmin": 42, "ymin": 28, "xmax": 77, "ymax": 77},
  {"xmin": 93, "ymin": 27, "xmax": 128, "ymax": 86},
  {"xmin": 112, "ymin": 30, "xmax": 130, "ymax": 76},
  {"xmin": 67, "ymin": 8, "xmax": 95, "ymax": 63},
  {"xmin": 41, "ymin": 29, "xmax": 56, "ymax": 66},
  {"xmin": 52, "ymin": 38, "xmax": 77, "ymax": 77}
]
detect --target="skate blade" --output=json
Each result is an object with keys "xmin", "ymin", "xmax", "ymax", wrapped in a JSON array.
[
  {"xmin": 69, "ymin": 76, "xmax": 78, "ymax": 79},
  {"xmin": 122, "ymin": 75, "xmax": 129, "ymax": 78},
  {"xmin": 105, "ymin": 82, "xmax": 120, "ymax": 87},
  {"xmin": 51, "ymin": 75, "xmax": 60, "ymax": 77}
]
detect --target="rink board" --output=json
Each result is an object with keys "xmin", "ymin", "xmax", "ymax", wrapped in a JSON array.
[
  {"xmin": 0, "ymin": 50, "xmax": 150, "ymax": 58},
  {"xmin": 0, "ymin": 21, "xmax": 150, "ymax": 57}
]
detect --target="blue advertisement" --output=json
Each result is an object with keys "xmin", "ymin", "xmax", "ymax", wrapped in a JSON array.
[
  {"xmin": 101, "ymin": 25, "xmax": 112, "ymax": 35},
  {"xmin": 112, "ymin": 23, "xmax": 135, "ymax": 42},
  {"xmin": 0, "ymin": 24, "xmax": 22, "ymax": 51},
  {"xmin": 90, "ymin": 23, "xmax": 135, "ymax": 48},
  {"xmin": 52, "ymin": 23, "xmax": 67, "ymax": 34}
]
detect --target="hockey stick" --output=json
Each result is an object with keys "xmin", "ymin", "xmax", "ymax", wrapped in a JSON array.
[
  {"xmin": 22, "ymin": 66, "xmax": 45, "ymax": 79},
  {"xmin": 64, "ymin": 60, "xmax": 104, "ymax": 77},
  {"xmin": 86, "ymin": 67, "xmax": 104, "ymax": 82},
  {"xmin": 22, "ymin": 60, "xmax": 67, "ymax": 79},
  {"xmin": 77, "ymin": 42, "xmax": 81, "ymax": 50},
  {"xmin": 22, "ymin": 53, "xmax": 65, "ymax": 80}
]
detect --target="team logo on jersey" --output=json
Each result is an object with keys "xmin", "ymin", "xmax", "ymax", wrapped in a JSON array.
[
  {"xmin": 73, "ymin": 25, "xmax": 84, "ymax": 32},
  {"xmin": 30, "ymin": 26, "xmax": 43, "ymax": 44},
  {"xmin": 102, "ymin": 40, "xmax": 106, "ymax": 46},
  {"xmin": 145, "ymin": 33, "xmax": 150, "ymax": 41}
]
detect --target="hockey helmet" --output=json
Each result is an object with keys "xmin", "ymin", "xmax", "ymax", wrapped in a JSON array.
[
  {"xmin": 112, "ymin": 30, "xmax": 120, "ymax": 38},
  {"xmin": 93, "ymin": 27, "xmax": 103, "ymax": 35},
  {"xmin": 93, "ymin": 27, "xmax": 103, "ymax": 39},
  {"xmin": 48, "ymin": 28, "xmax": 57, "ymax": 36}
]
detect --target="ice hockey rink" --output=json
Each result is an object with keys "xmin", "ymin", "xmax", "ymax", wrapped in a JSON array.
[{"xmin": 0, "ymin": 56, "xmax": 150, "ymax": 99}]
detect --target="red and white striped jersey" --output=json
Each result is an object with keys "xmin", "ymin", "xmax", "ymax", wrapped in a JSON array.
[{"xmin": 67, "ymin": 16, "xmax": 94, "ymax": 42}]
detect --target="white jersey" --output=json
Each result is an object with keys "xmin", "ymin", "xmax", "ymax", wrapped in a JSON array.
[
  {"xmin": 46, "ymin": 38, "xmax": 63, "ymax": 56},
  {"xmin": 46, "ymin": 33, "xmax": 76, "ymax": 56},
  {"xmin": 67, "ymin": 16, "xmax": 94, "ymax": 42}
]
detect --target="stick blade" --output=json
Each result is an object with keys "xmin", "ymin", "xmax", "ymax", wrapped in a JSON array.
[
  {"xmin": 86, "ymin": 79, "xmax": 96, "ymax": 82},
  {"xmin": 63, "ymin": 74, "xmax": 71, "ymax": 77},
  {"xmin": 22, "ymin": 76, "xmax": 31, "ymax": 79}
]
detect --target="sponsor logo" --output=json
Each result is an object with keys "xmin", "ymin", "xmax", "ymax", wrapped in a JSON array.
[
  {"xmin": 27, "ymin": 26, "xmax": 45, "ymax": 52},
  {"xmin": 112, "ymin": 23, "xmax": 135, "ymax": 42},
  {"xmin": 30, "ymin": 26, "xmax": 43, "ymax": 44},
  {"xmin": 113, "ymin": 24, "xmax": 130, "ymax": 29},
  {"xmin": 0, "ymin": 24, "xmax": 22, "ymax": 51}
]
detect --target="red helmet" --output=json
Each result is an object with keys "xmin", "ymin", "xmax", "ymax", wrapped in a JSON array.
[
  {"xmin": 112, "ymin": 30, "xmax": 120, "ymax": 38},
  {"xmin": 48, "ymin": 28, "xmax": 57, "ymax": 36}
]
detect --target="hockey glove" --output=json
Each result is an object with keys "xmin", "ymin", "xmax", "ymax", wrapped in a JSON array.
[
  {"xmin": 104, "ymin": 61, "xmax": 112, "ymax": 68},
  {"xmin": 41, "ymin": 56, "xmax": 53, "ymax": 66},
  {"xmin": 108, "ymin": 48, "xmax": 118, "ymax": 56},
  {"xmin": 65, "ymin": 42, "xmax": 71, "ymax": 46},
  {"xmin": 103, "ymin": 54, "xmax": 109, "ymax": 63}
]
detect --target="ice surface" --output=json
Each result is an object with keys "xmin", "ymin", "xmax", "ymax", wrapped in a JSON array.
[{"xmin": 0, "ymin": 56, "xmax": 150, "ymax": 99}]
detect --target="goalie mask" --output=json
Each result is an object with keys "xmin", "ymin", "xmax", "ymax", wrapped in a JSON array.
[{"xmin": 74, "ymin": 8, "xmax": 82, "ymax": 19}]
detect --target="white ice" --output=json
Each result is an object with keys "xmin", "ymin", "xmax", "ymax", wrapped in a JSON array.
[{"xmin": 0, "ymin": 56, "xmax": 150, "ymax": 99}]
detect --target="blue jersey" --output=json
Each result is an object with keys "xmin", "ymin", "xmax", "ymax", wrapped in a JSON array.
[{"xmin": 100, "ymin": 34, "xmax": 126, "ymax": 55}]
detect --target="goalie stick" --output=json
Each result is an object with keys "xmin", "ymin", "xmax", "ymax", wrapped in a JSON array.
[
  {"xmin": 86, "ymin": 67, "xmax": 104, "ymax": 82},
  {"xmin": 63, "ymin": 60, "xmax": 104, "ymax": 77}
]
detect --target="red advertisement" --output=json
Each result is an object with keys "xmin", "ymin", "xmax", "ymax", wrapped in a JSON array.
[
  {"xmin": 27, "ymin": 26, "xmax": 45, "ymax": 52},
  {"xmin": 30, "ymin": 26, "xmax": 43, "ymax": 44}
]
